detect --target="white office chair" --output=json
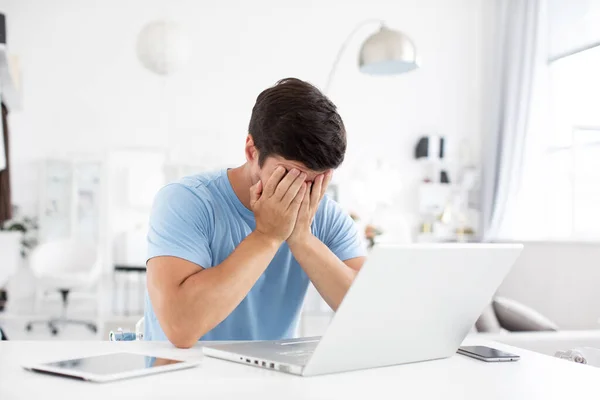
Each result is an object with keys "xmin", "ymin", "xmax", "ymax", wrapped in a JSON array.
[{"xmin": 26, "ymin": 239, "xmax": 101, "ymax": 335}]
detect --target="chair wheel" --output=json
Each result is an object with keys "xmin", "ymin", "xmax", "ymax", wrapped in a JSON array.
[
  {"xmin": 25, "ymin": 323, "xmax": 32, "ymax": 331},
  {"xmin": 51, "ymin": 328, "xmax": 58, "ymax": 336}
]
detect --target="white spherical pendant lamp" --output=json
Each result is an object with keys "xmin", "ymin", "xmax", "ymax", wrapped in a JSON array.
[{"xmin": 136, "ymin": 20, "xmax": 191, "ymax": 76}]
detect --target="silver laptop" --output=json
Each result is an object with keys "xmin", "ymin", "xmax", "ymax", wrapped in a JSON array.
[{"xmin": 202, "ymin": 243, "xmax": 523, "ymax": 376}]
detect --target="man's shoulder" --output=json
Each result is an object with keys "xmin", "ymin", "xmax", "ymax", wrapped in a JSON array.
[
  {"xmin": 315, "ymin": 194, "xmax": 344, "ymax": 219},
  {"xmin": 314, "ymin": 195, "xmax": 365, "ymax": 256},
  {"xmin": 178, "ymin": 169, "xmax": 224, "ymax": 192},
  {"xmin": 314, "ymin": 194, "xmax": 358, "ymax": 232},
  {"xmin": 152, "ymin": 170, "xmax": 226, "ymax": 214},
  {"xmin": 160, "ymin": 170, "xmax": 224, "ymax": 200}
]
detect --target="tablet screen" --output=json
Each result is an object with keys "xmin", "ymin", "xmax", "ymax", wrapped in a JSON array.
[{"xmin": 42, "ymin": 352, "xmax": 183, "ymax": 376}]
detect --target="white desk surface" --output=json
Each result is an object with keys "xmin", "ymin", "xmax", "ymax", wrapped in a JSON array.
[{"xmin": 1, "ymin": 338, "xmax": 599, "ymax": 399}]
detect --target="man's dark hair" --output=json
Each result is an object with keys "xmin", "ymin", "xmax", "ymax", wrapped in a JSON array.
[{"xmin": 248, "ymin": 78, "xmax": 346, "ymax": 171}]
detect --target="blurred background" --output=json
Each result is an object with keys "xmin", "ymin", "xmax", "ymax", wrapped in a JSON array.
[{"xmin": 0, "ymin": 0, "xmax": 599, "ymax": 357}]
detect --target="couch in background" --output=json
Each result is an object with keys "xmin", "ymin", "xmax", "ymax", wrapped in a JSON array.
[{"xmin": 473, "ymin": 241, "xmax": 600, "ymax": 356}]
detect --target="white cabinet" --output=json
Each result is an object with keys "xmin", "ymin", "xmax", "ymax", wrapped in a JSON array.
[{"xmin": 38, "ymin": 159, "xmax": 102, "ymax": 243}]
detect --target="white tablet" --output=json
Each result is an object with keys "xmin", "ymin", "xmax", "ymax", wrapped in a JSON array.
[{"xmin": 22, "ymin": 352, "xmax": 201, "ymax": 383}]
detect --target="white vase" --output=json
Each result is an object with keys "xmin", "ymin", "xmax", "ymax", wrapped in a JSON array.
[{"xmin": 0, "ymin": 231, "xmax": 22, "ymax": 288}]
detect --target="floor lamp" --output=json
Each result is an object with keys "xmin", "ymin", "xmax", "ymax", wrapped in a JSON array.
[
  {"xmin": 324, "ymin": 19, "xmax": 419, "ymax": 92},
  {"xmin": 324, "ymin": 20, "xmax": 418, "ymax": 249}
]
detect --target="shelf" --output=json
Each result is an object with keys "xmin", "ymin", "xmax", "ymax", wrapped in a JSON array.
[{"xmin": 418, "ymin": 182, "xmax": 454, "ymax": 215}]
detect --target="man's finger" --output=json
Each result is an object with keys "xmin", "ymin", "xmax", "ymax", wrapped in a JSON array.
[
  {"xmin": 302, "ymin": 182, "xmax": 311, "ymax": 210},
  {"xmin": 290, "ymin": 182, "xmax": 307, "ymax": 213},
  {"xmin": 321, "ymin": 170, "xmax": 333, "ymax": 200},
  {"xmin": 282, "ymin": 172, "xmax": 307, "ymax": 206},
  {"xmin": 249, "ymin": 180, "xmax": 262, "ymax": 207},
  {"xmin": 273, "ymin": 169, "xmax": 301, "ymax": 200},
  {"xmin": 311, "ymin": 174, "xmax": 323, "ymax": 211},
  {"xmin": 263, "ymin": 166, "xmax": 286, "ymax": 197}
]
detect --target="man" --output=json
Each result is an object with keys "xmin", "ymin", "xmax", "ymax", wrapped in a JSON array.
[{"xmin": 145, "ymin": 78, "xmax": 366, "ymax": 348}]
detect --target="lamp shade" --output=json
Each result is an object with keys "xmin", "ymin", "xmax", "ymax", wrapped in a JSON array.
[
  {"xmin": 359, "ymin": 26, "xmax": 418, "ymax": 75},
  {"xmin": 136, "ymin": 20, "xmax": 191, "ymax": 76}
]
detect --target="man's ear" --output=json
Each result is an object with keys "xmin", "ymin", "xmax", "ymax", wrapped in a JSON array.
[{"xmin": 245, "ymin": 134, "xmax": 258, "ymax": 163}]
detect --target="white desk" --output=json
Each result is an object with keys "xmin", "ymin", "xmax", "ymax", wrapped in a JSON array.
[{"xmin": 1, "ymin": 339, "xmax": 599, "ymax": 399}]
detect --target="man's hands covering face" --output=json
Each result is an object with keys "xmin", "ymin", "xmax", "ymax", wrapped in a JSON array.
[
  {"xmin": 249, "ymin": 167, "xmax": 331, "ymax": 245},
  {"xmin": 250, "ymin": 166, "xmax": 307, "ymax": 244}
]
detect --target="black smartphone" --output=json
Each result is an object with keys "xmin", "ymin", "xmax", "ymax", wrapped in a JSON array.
[{"xmin": 457, "ymin": 346, "xmax": 520, "ymax": 362}]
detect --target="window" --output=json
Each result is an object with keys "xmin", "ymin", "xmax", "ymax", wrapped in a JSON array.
[{"xmin": 544, "ymin": 45, "xmax": 600, "ymax": 240}]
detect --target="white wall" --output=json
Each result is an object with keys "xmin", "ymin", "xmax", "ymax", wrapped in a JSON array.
[{"xmin": 1, "ymin": 0, "xmax": 487, "ymax": 231}]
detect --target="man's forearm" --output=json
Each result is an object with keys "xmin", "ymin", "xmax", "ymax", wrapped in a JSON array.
[
  {"xmin": 288, "ymin": 235, "xmax": 358, "ymax": 311},
  {"xmin": 158, "ymin": 232, "xmax": 281, "ymax": 347}
]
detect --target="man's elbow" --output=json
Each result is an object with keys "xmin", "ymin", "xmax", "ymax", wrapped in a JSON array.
[
  {"xmin": 170, "ymin": 335, "xmax": 198, "ymax": 349},
  {"xmin": 162, "ymin": 321, "xmax": 202, "ymax": 348},
  {"xmin": 165, "ymin": 327, "xmax": 199, "ymax": 349},
  {"xmin": 162, "ymin": 316, "xmax": 214, "ymax": 349}
]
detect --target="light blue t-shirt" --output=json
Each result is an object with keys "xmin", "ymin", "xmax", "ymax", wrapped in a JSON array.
[{"xmin": 144, "ymin": 169, "xmax": 365, "ymax": 342}]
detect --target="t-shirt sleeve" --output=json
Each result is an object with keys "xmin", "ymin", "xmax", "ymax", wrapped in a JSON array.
[
  {"xmin": 147, "ymin": 183, "xmax": 213, "ymax": 269},
  {"xmin": 316, "ymin": 196, "xmax": 367, "ymax": 261}
]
